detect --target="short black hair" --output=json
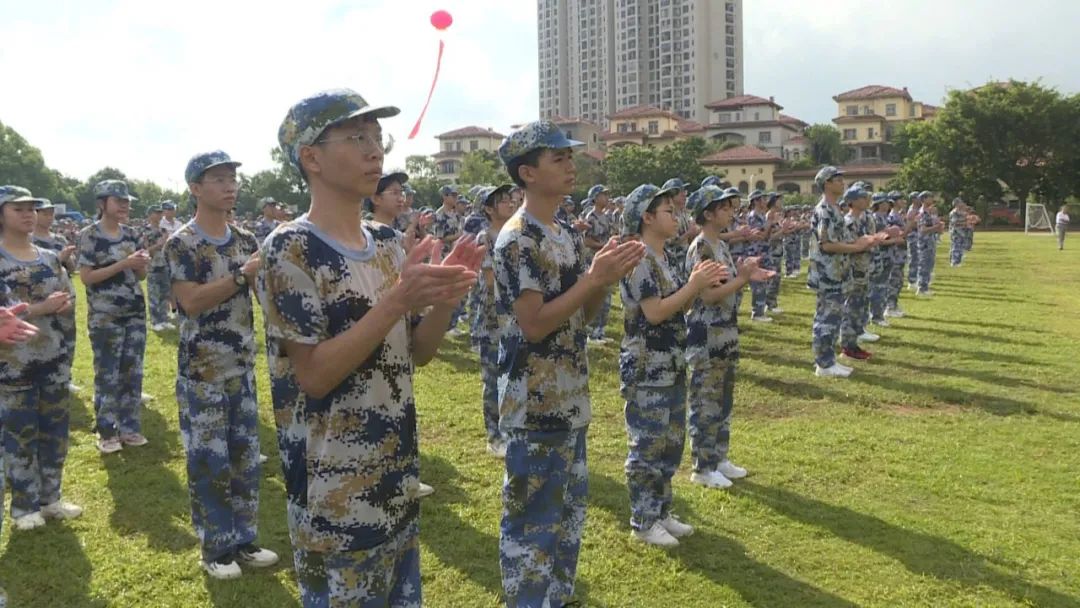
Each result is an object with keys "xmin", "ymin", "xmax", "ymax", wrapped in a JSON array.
[
  {"xmin": 694, "ymin": 197, "xmax": 732, "ymax": 226},
  {"xmin": 506, "ymin": 148, "xmax": 547, "ymax": 189}
]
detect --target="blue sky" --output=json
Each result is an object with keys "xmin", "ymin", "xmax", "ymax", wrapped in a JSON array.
[{"xmin": 1, "ymin": 0, "xmax": 1078, "ymax": 187}]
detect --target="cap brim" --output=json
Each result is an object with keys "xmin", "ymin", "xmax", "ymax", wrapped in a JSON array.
[
  {"xmin": 204, "ymin": 160, "xmax": 243, "ymax": 174},
  {"xmin": 541, "ymin": 132, "xmax": 585, "ymax": 150},
  {"xmin": 653, "ymin": 187, "xmax": 682, "ymax": 202},
  {"xmin": 344, "ymin": 105, "xmax": 401, "ymax": 124}
]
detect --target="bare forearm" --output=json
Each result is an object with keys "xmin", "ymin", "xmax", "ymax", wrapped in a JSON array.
[
  {"xmin": 173, "ymin": 277, "xmax": 243, "ymax": 317},
  {"xmin": 412, "ymin": 303, "xmax": 456, "ymax": 366},
  {"xmin": 702, "ymin": 276, "xmax": 749, "ymax": 304},
  {"xmin": 520, "ymin": 277, "xmax": 603, "ymax": 342},
  {"xmin": 642, "ymin": 283, "xmax": 700, "ymax": 325},
  {"xmin": 821, "ymin": 242, "xmax": 862, "ymax": 254},
  {"xmin": 79, "ymin": 262, "xmax": 127, "ymax": 286}
]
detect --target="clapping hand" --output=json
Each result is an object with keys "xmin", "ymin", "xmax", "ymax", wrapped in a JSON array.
[
  {"xmin": 587, "ymin": 237, "xmax": 646, "ymax": 286},
  {"xmin": 0, "ymin": 304, "xmax": 38, "ymax": 344}
]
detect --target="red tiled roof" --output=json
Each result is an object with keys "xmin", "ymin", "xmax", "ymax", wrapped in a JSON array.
[
  {"xmin": 700, "ymin": 145, "xmax": 784, "ymax": 165},
  {"xmin": 833, "ymin": 85, "xmax": 912, "ymax": 102},
  {"xmin": 608, "ymin": 105, "xmax": 681, "ymax": 120},
  {"xmin": 920, "ymin": 103, "xmax": 940, "ymax": 118},
  {"xmin": 677, "ymin": 119, "xmax": 705, "ymax": 133},
  {"xmin": 704, "ymin": 94, "xmax": 782, "ymax": 111},
  {"xmin": 833, "ymin": 114, "xmax": 887, "ymax": 124},
  {"xmin": 786, "ymin": 135, "xmax": 808, "ymax": 145},
  {"xmin": 779, "ymin": 113, "xmax": 807, "ymax": 128},
  {"xmin": 583, "ymin": 149, "xmax": 606, "ymax": 161},
  {"xmin": 435, "ymin": 126, "xmax": 505, "ymax": 139}
]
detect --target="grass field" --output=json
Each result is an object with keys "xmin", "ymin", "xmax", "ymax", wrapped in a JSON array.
[{"xmin": 1, "ymin": 232, "xmax": 1078, "ymax": 607}]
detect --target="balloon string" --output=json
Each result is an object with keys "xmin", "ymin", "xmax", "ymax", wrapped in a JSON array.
[{"xmin": 408, "ymin": 39, "xmax": 445, "ymax": 139}]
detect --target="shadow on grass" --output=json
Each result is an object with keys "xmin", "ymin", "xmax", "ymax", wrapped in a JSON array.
[
  {"xmin": 737, "ymin": 481, "xmax": 1080, "ymax": 608},
  {"xmin": 894, "ymin": 323, "xmax": 1045, "ymax": 347},
  {"xmin": 587, "ymin": 473, "xmax": 859, "ymax": 608},
  {"xmin": 0, "ymin": 524, "xmax": 107, "ymax": 608},
  {"xmin": 102, "ymin": 400, "xmax": 197, "ymax": 553}
]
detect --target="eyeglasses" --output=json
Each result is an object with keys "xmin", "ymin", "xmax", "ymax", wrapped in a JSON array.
[
  {"xmin": 202, "ymin": 176, "xmax": 240, "ymax": 186},
  {"xmin": 315, "ymin": 131, "xmax": 395, "ymax": 155},
  {"xmin": 381, "ymin": 188, "xmax": 405, "ymax": 197}
]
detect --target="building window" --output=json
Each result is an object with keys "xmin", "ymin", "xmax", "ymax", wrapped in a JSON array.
[
  {"xmin": 454, "ymin": 141, "xmax": 461, "ymax": 151},
  {"xmin": 618, "ymin": 122, "xmax": 629, "ymax": 133},
  {"xmin": 846, "ymin": 105, "xmax": 858, "ymax": 116},
  {"xmin": 648, "ymin": 120, "xmax": 659, "ymax": 134},
  {"xmin": 909, "ymin": 105, "xmax": 916, "ymax": 117},
  {"xmin": 717, "ymin": 113, "xmax": 731, "ymax": 123},
  {"xmin": 867, "ymin": 128, "xmax": 876, "ymax": 139},
  {"xmin": 754, "ymin": 112, "xmax": 760, "ymax": 121},
  {"xmin": 862, "ymin": 105, "xmax": 872, "ymax": 115},
  {"xmin": 758, "ymin": 131, "xmax": 772, "ymax": 144},
  {"xmin": 443, "ymin": 142, "xmax": 454, "ymax": 152},
  {"xmin": 843, "ymin": 129, "xmax": 857, "ymax": 140},
  {"xmin": 469, "ymin": 140, "xmax": 478, "ymax": 151},
  {"xmin": 885, "ymin": 103, "xmax": 897, "ymax": 117}
]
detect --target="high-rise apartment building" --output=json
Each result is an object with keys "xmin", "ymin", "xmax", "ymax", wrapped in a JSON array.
[{"xmin": 537, "ymin": 0, "xmax": 743, "ymax": 125}]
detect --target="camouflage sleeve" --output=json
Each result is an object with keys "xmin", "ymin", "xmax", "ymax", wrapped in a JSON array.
[
  {"xmin": 501, "ymin": 235, "xmax": 544, "ymax": 298},
  {"xmin": 258, "ymin": 233, "xmax": 326, "ymax": 345},
  {"xmin": 76, "ymin": 229, "xmax": 96, "ymax": 267},
  {"xmin": 624, "ymin": 257, "xmax": 660, "ymax": 303},
  {"xmin": 823, "ymin": 212, "xmax": 845, "ymax": 244},
  {"xmin": 164, "ymin": 235, "xmax": 197, "ymax": 283}
]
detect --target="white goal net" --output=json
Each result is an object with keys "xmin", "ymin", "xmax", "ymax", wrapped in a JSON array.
[{"xmin": 1025, "ymin": 203, "xmax": 1055, "ymax": 234}]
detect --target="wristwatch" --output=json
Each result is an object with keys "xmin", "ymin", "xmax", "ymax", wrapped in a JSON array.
[{"xmin": 233, "ymin": 270, "xmax": 248, "ymax": 288}]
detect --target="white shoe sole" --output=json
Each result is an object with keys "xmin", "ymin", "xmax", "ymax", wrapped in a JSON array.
[{"xmin": 689, "ymin": 473, "xmax": 732, "ymax": 489}]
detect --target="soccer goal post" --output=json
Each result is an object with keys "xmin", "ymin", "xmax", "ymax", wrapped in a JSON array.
[{"xmin": 1025, "ymin": 202, "xmax": 1055, "ymax": 235}]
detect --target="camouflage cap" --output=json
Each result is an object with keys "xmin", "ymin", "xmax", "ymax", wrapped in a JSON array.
[
  {"xmin": 479, "ymin": 184, "xmax": 513, "ymax": 207},
  {"xmin": 814, "ymin": 165, "xmax": 844, "ymax": 188},
  {"xmin": 909, "ymin": 191, "xmax": 921, "ymax": 200},
  {"xmin": 587, "ymin": 184, "xmax": 610, "ymax": 200},
  {"xmin": 439, "ymin": 185, "xmax": 458, "ymax": 196},
  {"xmin": 376, "ymin": 171, "xmax": 408, "ymax": 195},
  {"xmin": 844, "ymin": 185, "xmax": 870, "ymax": 202},
  {"xmin": 278, "ymin": 88, "xmax": 401, "ymax": 172},
  {"xmin": 850, "ymin": 181, "xmax": 871, "ymax": 191},
  {"xmin": 0, "ymin": 185, "xmax": 41, "ymax": 208},
  {"xmin": 871, "ymin": 192, "xmax": 889, "ymax": 207},
  {"xmin": 767, "ymin": 191, "xmax": 780, "ymax": 201},
  {"xmin": 161, "ymin": 200, "xmax": 176, "ymax": 210},
  {"xmin": 701, "ymin": 175, "xmax": 723, "ymax": 188},
  {"xmin": 952, "ymin": 196, "xmax": 964, "ymax": 207},
  {"xmin": 259, "ymin": 196, "xmax": 278, "ymax": 208},
  {"xmin": 687, "ymin": 184, "xmax": 728, "ymax": 219},
  {"xmin": 403, "ymin": 183, "xmax": 416, "ymax": 195},
  {"xmin": 919, "ymin": 190, "xmax": 933, "ymax": 199},
  {"xmin": 498, "ymin": 120, "xmax": 583, "ymax": 165},
  {"xmin": 185, "ymin": 150, "xmax": 242, "ymax": 184},
  {"xmin": 621, "ymin": 183, "xmax": 680, "ymax": 235},
  {"xmin": 93, "ymin": 180, "xmax": 137, "ymax": 201},
  {"xmin": 661, "ymin": 177, "xmax": 687, "ymax": 192},
  {"xmin": 748, "ymin": 189, "xmax": 765, "ymax": 202},
  {"xmin": 35, "ymin": 198, "xmax": 54, "ymax": 210},
  {"xmin": 887, "ymin": 190, "xmax": 902, "ymax": 200},
  {"xmin": 147, "ymin": 204, "xmax": 163, "ymax": 213}
]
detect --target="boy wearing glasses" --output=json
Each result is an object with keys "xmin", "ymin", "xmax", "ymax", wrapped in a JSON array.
[
  {"xmin": 260, "ymin": 89, "xmax": 482, "ymax": 607},
  {"xmin": 165, "ymin": 151, "xmax": 277, "ymax": 579}
]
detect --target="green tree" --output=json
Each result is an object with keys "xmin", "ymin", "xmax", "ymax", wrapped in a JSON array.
[
  {"xmin": 456, "ymin": 150, "xmax": 504, "ymax": 192},
  {"xmin": 602, "ymin": 137, "xmax": 713, "ymax": 195},
  {"xmin": 0, "ymin": 120, "xmax": 74, "ymax": 203},
  {"xmin": 804, "ymin": 124, "xmax": 843, "ymax": 166},
  {"xmin": 77, "ymin": 167, "xmax": 128, "ymax": 215},
  {"xmin": 405, "ymin": 155, "xmax": 447, "ymax": 208},
  {"xmin": 570, "ymin": 153, "xmax": 607, "ymax": 201}
]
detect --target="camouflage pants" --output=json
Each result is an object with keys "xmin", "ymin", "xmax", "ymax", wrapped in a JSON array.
[
  {"xmin": 868, "ymin": 262, "xmax": 892, "ymax": 322},
  {"xmin": 841, "ymin": 282, "xmax": 870, "ymax": 350},
  {"xmin": 812, "ymin": 290, "xmax": 845, "ymax": 368},
  {"xmin": 801, "ymin": 233, "xmax": 810, "ymax": 258},
  {"xmin": 950, "ymin": 233, "xmax": 966, "ymax": 265},
  {"xmin": 89, "ymin": 316, "xmax": 145, "ymax": 439},
  {"xmin": 784, "ymin": 238, "xmax": 801, "ymax": 275},
  {"xmin": 887, "ymin": 257, "xmax": 906, "ymax": 310},
  {"xmin": 479, "ymin": 343, "xmax": 501, "ymax": 444},
  {"xmin": 177, "ymin": 373, "xmax": 261, "ymax": 561},
  {"xmin": 917, "ymin": 239, "xmax": 937, "ymax": 290},
  {"xmin": 294, "ymin": 519, "xmax": 421, "ymax": 608},
  {"xmin": 1, "ymin": 384, "xmax": 69, "ymax": 518},
  {"xmin": 750, "ymin": 258, "xmax": 771, "ymax": 318},
  {"xmin": 500, "ymin": 427, "xmax": 588, "ymax": 608},
  {"xmin": 906, "ymin": 239, "xmax": 920, "ymax": 284},
  {"xmin": 965, "ymin": 228, "xmax": 974, "ymax": 251},
  {"xmin": 765, "ymin": 254, "xmax": 783, "ymax": 308},
  {"xmin": 687, "ymin": 361, "xmax": 735, "ymax": 473},
  {"xmin": 146, "ymin": 264, "xmax": 171, "ymax": 325},
  {"xmin": 590, "ymin": 288, "xmax": 613, "ymax": 339},
  {"xmin": 623, "ymin": 380, "xmax": 686, "ymax": 531}
]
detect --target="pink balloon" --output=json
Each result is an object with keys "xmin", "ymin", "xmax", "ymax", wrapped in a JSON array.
[{"xmin": 430, "ymin": 9, "xmax": 453, "ymax": 31}]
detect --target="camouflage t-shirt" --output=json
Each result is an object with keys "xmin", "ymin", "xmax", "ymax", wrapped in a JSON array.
[
  {"xmin": 140, "ymin": 223, "xmax": 170, "ymax": 268},
  {"xmin": 619, "ymin": 246, "xmax": 686, "ymax": 388},
  {"xmin": 165, "ymin": 221, "xmax": 259, "ymax": 385},
  {"xmin": 253, "ymin": 217, "xmax": 280, "ymax": 242},
  {"xmin": 0, "ymin": 246, "xmax": 74, "ymax": 390},
  {"xmin": 685, "ymin": 233, "xmax": 739, "ymax": 364},
  {"xmin": 808, "ymin": 199, "xmax": 851, "ymax": 294},
  {"xmin": 462, "ymin": 212, "xmax": 489, "ymax": 237},
  {"xmin": 744, "ymin": 210, "xmax": 769, "ymax": 257},
  {"xmin": 470, "ymin": 229, "xmax": 500, "ymax": 350},
  {"xmin": 31, "ymin": 232, "xmax": 68, "ymax": 252},
  {"xmin": 845, "ymin": 212, "xmax": 873, "ymax": 284},
  {"xmin": 77, "ymin": 222, "xmax": 146, "ymax": 321},
  {"xmin": 258, "ymin": 219, "xmax": 419, "ymax": 553},
  {"xmin": 430, "ymin": 207, "xmax": 461, "ymax": 254},
  {"xmin": 494, "ymin": 208, "xmax": 590, "ymax": 431},
  {"xmin": 584, "ymin": 208, "xmax": 614, "ymax": 257}
]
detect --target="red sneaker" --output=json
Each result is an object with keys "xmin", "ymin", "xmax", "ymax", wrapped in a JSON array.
[{"xmin": 841, "ymin": 347, "xmax": 873, "ymax": 360}]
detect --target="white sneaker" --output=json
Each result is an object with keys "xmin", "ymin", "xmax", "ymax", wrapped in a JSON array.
[
  {"xmin": 908, "ymin": 282, "xmax": 917, "ymax": 291},
  {"xmin": 97, "ymin": 437, "xmax": 123, "ymax": 454},
  {"xmin": 41, "ymin": 501, "xmax": 83, "ymax": 520},
  {"xmin": 68, "ymin": 382, "xmax": 83, "ymax": 393},
  {"xmin": 689, "ymin": 470, "xmax": 733, "ymax": 489},
  {"xmin": 417, "ymin": 482, "xmax": 435, "ymax": 498},
  {"xmin": 716, "ymin": 460, "xmax": 748, "ymax": 480},
  {"xmin": 120, "ymin": 433, "xmax": 149, "ymax": 447},
  {"xmin": 140, "ymin": 393, "xmax": 154, "ymax": 404},
  {"xmin": 858, "ymin": 332, "xmax": 880, "ymax": 343},
  {"xmin": 767, "ymin": 306, "xmax": 784, "ymax": 315},
  {"xmin": 815, "ymin": 364, "xmax": 852, "ymax": 378},
  {"xmin": 632, "ymin": 522, "xmax": 680, "ymax": 547},
  {"xmin": 258, "ymin": 453, "xmax": 269, "ymax": 464},
  {"xmin": 872, "ymin": 318, "xmax": 891, "ymax": 328},
  {"xmin": 487, "ymin": 441, "xmax": 507, "ymax": 458},
  {"xmin": 658, "ymin": 515, "xmax": 694, "ymax": 538},
  {"xmin": 916, "ymin": 289, "xmax": 934, "ymax": 298},
  {"xmin": 587, "ymin": 336, "xmax": 611, "ymax": 345},
  {"xmin": 202, "ymin": 556, "xmax": 242, "ymax": 580},
  {"xmin": 449, "ymin": 327, "xmax": 465, "ymax": 337},
  {"xmin": 751, "ymin": 316, "xmax": 773, "ymax": 323},
  {"xmin": 13, "ymin": 512, "xmax": 46, "ymax": 531},
  {"xmin": 886, "ymin": 309, "xmax": 906, "ymax": 318},
  {"xmin": 835, "ymin": 363, "xmax": 854, "ymax": 373},
  {"xmin": 151, "ymin": 323, "xmax": 166, "ymax": 332},
  {"xmin": 236, "ymin": 544, "xmax": 279, "ymax": 568}
]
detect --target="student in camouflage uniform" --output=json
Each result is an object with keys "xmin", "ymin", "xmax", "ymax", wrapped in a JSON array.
[
  {"xmin": 764, "ymin": 193, "xmax": 786, "ymax": 313},
  {"xmin": 31, "ymin": 199, "xmax": 80, "ymax": 393},
  {"xmin": 915, "ymin": 192, "xmax": 944, "ymax": 296},
  {"xmin": 809, "ymin": 169, "xmax": 876, "ymax": 378},
  {"xmin": 868, "ymin": 194, "xmax": 895, "ymax": 327},
  {"xmin": 618, "ymin": 184, "xmax": 725, "ymax": 547},
  {"xmin": 0, "ymin": 186, "xmax": 81, "ymax": 532},
  {"xmin": 78, "ymin": 180, "xmax": 150, "ymax": 454},
  {"xmin": 470, "ymin": 184, "xmax": 516, "ymax": 458},
  {"xmin": 685, "ymin": 186, "xmax": 769, "ymax": 492},
  {"xmin": 431, "ymin": 185, "xmax": 467, "ymax": 334},
  {"xmin": 165, "ymin": 151, "xmax": 278, "ymax": 579},
  {"xmin": 260, "ymin": 89, "xmax": 482, "ymax": 607},
  {"xmin": 885, "ymin": 192, "xmax": 910, "ymax": 318},
  {"xmin": 905, "ymin": 191, "xmax": 922, "ymax": 289},
  {"xmin": 582, "ymin": 184, "xmax": 615, "ymax": 343},
  {"xmin": 661, "ymin": 178, "xmax": 696, "ymax": 282},
  {"xmin": 494, "ymin": 120, "xmax": 645, "ymax": 607},
  {"xmin": 783, "ymin": 205, "xmax": 802, "ymax": 277},
  {"xmin": 839, "ymin": 189, "xmax": 880, "ymax": 361},
  {"xmin": 140, "ymin": 204, "xmax": 172, "ymax": 331},
  {"xmin": 949, "ymin": 197, "xmax": 968, "ymax": 267},
  {"xmin": 745, "ymin": 190, "xmax": 773, "ymax": 322}
]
